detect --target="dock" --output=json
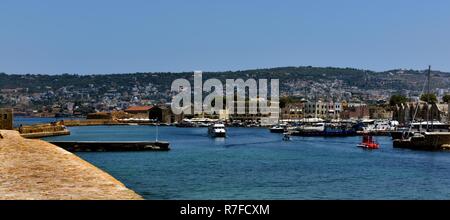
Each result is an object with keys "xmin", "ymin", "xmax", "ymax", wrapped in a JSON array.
[
  {"xmin": 0, "ymin": 130, "xmax": 142, "ymax": 200},
  {"xmin": 49, "ymin": 140, "xmax": 170, "ymax": 152}
]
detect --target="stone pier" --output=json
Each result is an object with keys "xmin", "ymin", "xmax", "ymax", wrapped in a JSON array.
[{"xmin": 0, "ymin": 130, "xmax": 142, "ymax": 200}]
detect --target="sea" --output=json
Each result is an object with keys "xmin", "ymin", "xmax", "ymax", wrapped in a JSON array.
[{"xmin": 17, "ymin": 117, "xmax": 450, "ymax": 199}]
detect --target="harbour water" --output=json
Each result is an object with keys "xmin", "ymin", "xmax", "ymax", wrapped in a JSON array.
[{"xmin": 35, "ymin": 122, "xmax": 450, "ymax": 200}]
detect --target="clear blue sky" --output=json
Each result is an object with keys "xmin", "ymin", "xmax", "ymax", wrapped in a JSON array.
[{"xmin": 1, "ymin": 0, "xmax": 449, "ymax": 74}]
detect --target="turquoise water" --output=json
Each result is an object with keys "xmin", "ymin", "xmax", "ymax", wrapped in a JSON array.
[{"xmin": 40, "ymin": 124, "xmax": 450, "ymax": 199}]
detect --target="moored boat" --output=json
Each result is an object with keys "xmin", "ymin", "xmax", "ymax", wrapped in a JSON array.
[
  {"xmin": 393, "ymin": 132, "xmax": 450, "ymax": 150},
  {"xmin": 391, "ymin": 121, "xmax": 450, "ymax": 140},
  {"xmin": 291, "ymin": 122, "xmax": 357, "ymax": 137}
]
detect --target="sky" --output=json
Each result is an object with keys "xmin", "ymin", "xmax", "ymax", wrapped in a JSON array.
[{"xmin": 0, "ymin": 0, "xmax": 449, "ymax": 74}]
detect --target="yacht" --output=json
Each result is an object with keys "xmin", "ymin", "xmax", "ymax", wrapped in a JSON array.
[{"xmin": 208, "ymin": 123, "xmax": 226, "ymax": 137}]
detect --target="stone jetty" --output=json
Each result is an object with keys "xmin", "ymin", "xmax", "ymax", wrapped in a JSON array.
[{"xmin": 0, "ymin": 130, "xmax": 142, "ymax": 200}]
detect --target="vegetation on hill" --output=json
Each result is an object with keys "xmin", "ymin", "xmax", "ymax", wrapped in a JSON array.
[{"xmin": 1, "ymin": 66, "xmax": 447, "ymax": 93}]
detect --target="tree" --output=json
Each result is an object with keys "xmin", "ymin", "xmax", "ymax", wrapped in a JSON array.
[
  {"xmin": 443, "ymin": 94, "xmax": 450, "ymax": 103},
  {"xmin": 389, "ymin": 95, "xmax": 407, "ymax": 106},
  {"xmin": 420, "ymin": 93, "xmax": 437, "ymax": 104}
]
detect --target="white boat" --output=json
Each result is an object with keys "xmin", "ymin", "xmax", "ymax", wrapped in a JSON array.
[
  {"xmin": 363, "ymin": 120, "xmax": 395, "ymax": 132},
  {"xmin": 270, "ymin": 124, "xmax": 286, "ymax": 133},
  {"xmin": 208, "ymin": 123, "xmax": 226, "ymax": 137}
]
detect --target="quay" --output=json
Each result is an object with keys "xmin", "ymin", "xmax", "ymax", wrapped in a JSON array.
[
  {"xmin": 49, "ymin": 140, "xmax": 170, "ymax": 152},
  {"xmin": 0, "ymin": 130, "xmax": 142, "ymax": 200}
]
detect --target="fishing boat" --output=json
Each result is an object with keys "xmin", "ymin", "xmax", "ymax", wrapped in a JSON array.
[
  {"xmin": 208, "ymin": 123, "xmax": 226, "ymax": 138},
  {"xmin": 357, "ymin": 134, "xmax": 379, "ymax": 149}
]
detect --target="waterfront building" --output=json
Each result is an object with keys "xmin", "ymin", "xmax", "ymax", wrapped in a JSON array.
[
  {"xmin": 392, "ymin": 102, "xmax": 446, "ymax": 124},
  {"xmin": 219, "ymin": 109, "xmax": 230, "ymax": 121},
  {"xmin": 368, "ymin": 106, "xmax": 393, "ymax": 120},
  {"xmin": 304, "ymin": 101, "xmax": 341, "ymax": 119},
  {"xmin": 0, "ymin": 108, "xmax": 13, "ymax": 130},
  {"xmin": 228, "ymin": 99, "xmax": 279, "ymax": 125},
  {"xmin": 148, "ymin": 105, "xmax": 183, "ymax": 123},
  {"xmin": 124, "ymin": 106, "xmax": 152, "ymax": 119},
  {"xmin": 340, "ymin": 102, "xmax": 369, "ymax": 119},
  {"xmin": 281, "ymin": 103, "xmax": 305, "ymax": 120}
]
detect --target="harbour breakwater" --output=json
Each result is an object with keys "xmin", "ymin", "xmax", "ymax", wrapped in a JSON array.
[
  {"xmin": 63, "ymin": 119, "xmax": 123, "ymax": 126},
  {"xmin": 18, "ymin": 122, "xmax": 70, "ymax": 139},
  {"xmin": 0, "ymin": 130, "xmax": 142, "ymax": 200},
  {"xmin": 17, "ymin": 119, "xmax": 122, "ymax": 138}
]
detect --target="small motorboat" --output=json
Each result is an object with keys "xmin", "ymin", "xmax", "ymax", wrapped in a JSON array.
[
  {"xmin": 357, "ymin": 134, "xmax": 379, "ymax": 149},
  {"xmin": 282, "ymin": 132, "xmax": 292, "ymax": 141}
]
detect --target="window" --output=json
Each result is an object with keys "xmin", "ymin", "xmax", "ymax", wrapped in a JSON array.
[{"xmin": 3, "ymin": 114, "xmax": 7, "ymax": 120}]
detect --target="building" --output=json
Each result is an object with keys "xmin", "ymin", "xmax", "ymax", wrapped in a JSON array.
[
  {"xmin": 281, "ymin": 103, "xmax": 304, "ymax": 120},
  {"xmin": 124, "ymin": 106, "xmax": 152, "ymax": 119},
  {"xmin": 369, "ymin": 106, "xmax": 392, "ymax": 120},
  {"xmin": 304, "ymin": 101, "xmax": 341, "ymax": 119},
  {"xmin": 392, "ymin": 102, "xmax": 445, "ymax": 124},
  {"xmin": 340, "ymin": 102, "xmax": 369, "ymax": 119},
  {"xmin": 148, "ymin": 106, "xmax": 171, "ymax": 123},
  {"xmin": 218, "ymin": 109, "xmax": 230, "ymax": 121},
  {"xmin": 228, "ymin": 99, "xmax": 279, "ymax": 125},
  {"xmin": 0, "ymin": 108, "xmax": 13, "ymax": 130}
]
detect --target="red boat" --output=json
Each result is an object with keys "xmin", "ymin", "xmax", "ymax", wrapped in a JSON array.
[{"xmin": 357, "ymin": 134, "xmax": 380, "ymax": 149}]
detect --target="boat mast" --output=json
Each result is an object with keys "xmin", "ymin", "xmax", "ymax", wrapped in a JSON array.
[
  {"xmin": 155, "ymin": 123, "xmax": 159, "ymax": 142},
  {"xmin": 426, "ymin": 66, "xmax": 432, "ymax": 131}
]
